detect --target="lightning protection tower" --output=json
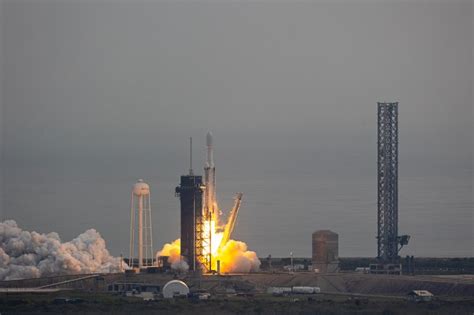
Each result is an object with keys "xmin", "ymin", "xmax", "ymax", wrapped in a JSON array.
[{"xmin": 129, "ymin": 179, "xmax": 154, "ymax": 269}]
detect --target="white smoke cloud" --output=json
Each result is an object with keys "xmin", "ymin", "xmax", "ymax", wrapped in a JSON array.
[
  {"xmin": 218, "ymin": 240, "xmax": 261, "ymax": 273},
  {"xmin": 157, "ymin": 239, "xmax": 189, "ymax": 271},
  {"xmin": 0, "ymin": 220, "xmax": 123, "ymax": 281}
]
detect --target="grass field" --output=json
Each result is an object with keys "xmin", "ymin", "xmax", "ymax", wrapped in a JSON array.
[{"xmin": 1, "ymin": 291, "xmax": 473, "ymax": 314}]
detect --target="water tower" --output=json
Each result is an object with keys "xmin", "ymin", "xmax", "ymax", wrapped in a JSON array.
[{"xmin": 129, "ymin": 179, "xmax": 154, "ymax": 269}]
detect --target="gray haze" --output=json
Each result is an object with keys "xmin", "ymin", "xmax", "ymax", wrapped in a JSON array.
[{"xmin": 1, "ymin": 0, "xmax": 472, "ymax": 258}]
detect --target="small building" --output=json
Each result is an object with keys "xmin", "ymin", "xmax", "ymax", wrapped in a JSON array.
[
  {"xmin": 107, "ymin": 282, "xmax": 161, "ymax": 294},
  {"xmin": 369, "ymin": 263, "xmax": 402, "ymax": 275},
  {"xmin": 162, "ymin": 280, "xmax": 190, "ymax": 299},
  {"xmin": 407, "ymin": 290, "xmax": 434, "ymax": 302}
]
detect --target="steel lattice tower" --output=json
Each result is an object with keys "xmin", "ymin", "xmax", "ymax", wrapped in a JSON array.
[{"xmin": 377, "ymin": 102, "xmax": 399, "ymax": 262}]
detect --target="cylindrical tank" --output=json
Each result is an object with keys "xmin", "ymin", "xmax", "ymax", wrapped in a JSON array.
[
  {"xmin": 162, "ymin": 280, "xmax": 190, "ymax": 299},
  {"xmin": 133, "ymin": 179, "xmax": 150, "ymax": 196},
  {"xmin": 312, "ymin": 230, "xmax": 339, "ymax": 273},
  {"xmin": 267, "ymin": 287, "xmax": 292, "ymax": 295},
  {"xmin": 292, "ymin": 286, "xmax": 319, "ymax": 294}
]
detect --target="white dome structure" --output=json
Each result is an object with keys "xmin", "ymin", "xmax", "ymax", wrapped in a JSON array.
[{"xmin": 162, "ymin": 280, "xmax": 189, "ymax": 299}]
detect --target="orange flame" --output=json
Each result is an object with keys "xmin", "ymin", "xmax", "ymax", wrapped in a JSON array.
[
  {"xmin": 157, "ymin": 194, "xmax": 260, "ymax": 272},
  {"xmin": 157, "ymin": 236, "xmax": 260, "ymax": 273}
]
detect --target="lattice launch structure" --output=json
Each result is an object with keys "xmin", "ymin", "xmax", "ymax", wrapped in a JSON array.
[{"xmin": 372, "ymin": 102, "xmax": 410, "ymax": 274}]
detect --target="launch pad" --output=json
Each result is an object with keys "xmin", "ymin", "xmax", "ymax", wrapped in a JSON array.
[{"xmin": 175, "ymin": 133, "xmax": 244, "ymax": 273}]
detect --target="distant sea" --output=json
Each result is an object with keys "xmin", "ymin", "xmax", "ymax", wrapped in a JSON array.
[{"xmin": 2, "ymin": 160, "xmax": 473, "ymax": 258}]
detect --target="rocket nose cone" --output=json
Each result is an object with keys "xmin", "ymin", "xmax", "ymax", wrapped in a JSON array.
[{"xmin": 206, "ymin": 131, "xmax": 213, "ymax": 147}]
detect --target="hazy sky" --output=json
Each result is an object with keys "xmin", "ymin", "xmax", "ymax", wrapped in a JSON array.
[{"xmin": 1, "ymin": 0, "xmax": 472, "ymax": 257}]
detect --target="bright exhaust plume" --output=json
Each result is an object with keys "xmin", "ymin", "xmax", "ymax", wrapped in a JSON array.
[{"xmin": 157, "ymin": 237, "xmax": 260, "ymax": 273}]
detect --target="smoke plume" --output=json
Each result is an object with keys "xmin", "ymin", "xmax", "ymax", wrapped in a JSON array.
[
  {"xmin": 0, "ymin": 220, "xmax": 123, "ymax": 281},
  {"xmin": 218, "ymin": 239, "xmax": 260, "ymax": 273},
  {"xmin": 156, "ymin": 239, "xmax": 189, "ymax": 271}
]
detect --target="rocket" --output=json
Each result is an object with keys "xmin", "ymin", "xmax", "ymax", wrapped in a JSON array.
[{"xmin": 204, "ymin": 131, "xmax": 218, "ymax": 223}]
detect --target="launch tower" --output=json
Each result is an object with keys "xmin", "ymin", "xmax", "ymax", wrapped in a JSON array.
[
  {"xmin": 372, "ymin": 102, "xmax": 409, "ymax": 274},
  {"xmin": 176, "ymin": 133, "xmax": 243, "ymax": 273},
  {"xmin": 176, "ymin": 138, "xmax": 204, "ymax": 271}
]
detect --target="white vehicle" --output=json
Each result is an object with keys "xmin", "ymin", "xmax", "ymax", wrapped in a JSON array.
[
  {"xmin": 198, "ymin": 293, "xmax": 211, "ymax": 300},
  {"xmin": 139, "ymin": 292, "xmax": 155, "ymax": 301},
  {"xmin": 355, "ymin": 267, "xmax": 370, "ymax": 274}
]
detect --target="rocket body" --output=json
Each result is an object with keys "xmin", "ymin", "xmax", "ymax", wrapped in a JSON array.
[
  {"xmin": 206, "ymin": 132, "xmax": 214, "ymax": 168},
  {"xmin": 204, "ymin": 132, "xmax": 218, "ymax": 224}
]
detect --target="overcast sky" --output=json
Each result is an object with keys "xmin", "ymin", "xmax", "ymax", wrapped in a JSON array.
[{"xmin": 0, "ymin": 0, "xmax": 472, "ymax": 257}]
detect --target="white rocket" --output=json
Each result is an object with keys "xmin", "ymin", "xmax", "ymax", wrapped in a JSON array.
[
  {"xmin": 204, "ymin": 131, "xmax": 218, "ymax": 223},
  {"xmin": 203, "ymin": 131, "xmax": 244, "ymax": 259}
]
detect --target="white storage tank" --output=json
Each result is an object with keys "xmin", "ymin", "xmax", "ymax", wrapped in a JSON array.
[
  {"xmin": 292, "ymin": 286, "xmax": 317, "ymax": 294},
  {"xmin": 162, "ymin": 280, "xmax": 190, "ymax": 299},
  {"xmin": 267, "ymin": 287, "xmax": 292, "ymax": 296}
]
